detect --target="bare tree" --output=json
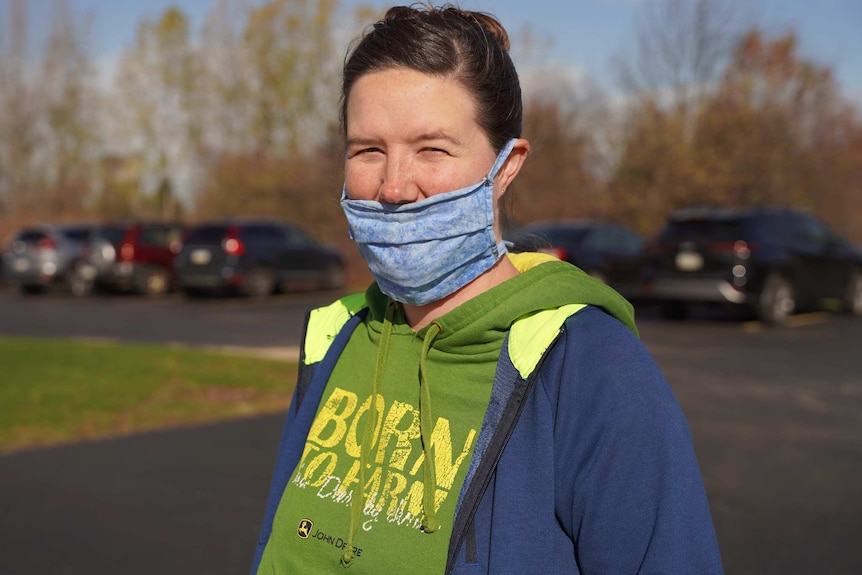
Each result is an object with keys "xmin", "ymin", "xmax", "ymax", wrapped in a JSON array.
[
  {"xmin": 0, "ymin": 0, "xmax": 96, "ymax": 216},
  {"xmin": 192, "ymin": 0, "xmax": 345, "ymax": 223},
  {"xmin": 607, "ymin": 25, "xmax": 862, "ymax": 238},
  {"xmin": 500, "ymin": 21, "xmax": 614, "ymax": 226},
  {"xmin": 38, "ymin": 0, "xmax": 99, "ymax": 214},
  {"xmin": 616, "ymin": 0, "xmax": 745, "ymax": 115},
  {"xmin": 0, "ymin": 0, "xmax": 37, "ymax": 215},
  {"xmin": 196, "ymin": 0, "xmax": 257, "ymax": 156},
  {"xmin": 604, "ymin": 0, "xmax": 750, "ymax": 233},
  {"xmin": 108, "ymin": 7, "xmax": 197, "ymax": 216},
  {"xmin": 242, "ymin": 0, "xmax": 339, "ymax": 155}
]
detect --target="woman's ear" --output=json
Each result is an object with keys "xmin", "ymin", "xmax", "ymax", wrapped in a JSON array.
[{"xmin": 495, "ymin": 138, "xmax": 530, "ymax": 196}]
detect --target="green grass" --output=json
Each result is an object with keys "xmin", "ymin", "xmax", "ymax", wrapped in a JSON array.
[{"xmin": 0, "ymin": 336, "xmax": 298, "ymax": 454}]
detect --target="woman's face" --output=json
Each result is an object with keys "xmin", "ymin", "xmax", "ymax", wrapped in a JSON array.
[{"xmin": 344, "ymin": 67, "xmax": 499, "ymax": 203}]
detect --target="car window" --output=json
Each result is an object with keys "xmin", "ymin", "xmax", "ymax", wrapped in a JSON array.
[
  {"xmin": 545, "ymin": 227, "xmax": 589, "ymax": 246},
  {"xmin": 284, "ymin": 225, "xmax": 314, "ymax": 246},
  {"xmin": 660, "ymin": 217, "xmax": 748, "ymax": 242},
  {"xmin": 95, "ymin": 226, "xmax": 128, "ymax": 245},
  {"xmin": 582, "ymin": 228, "xmax": 612, "ymax": 252},
  {"xmin": 61, "ymin": 226, "xmax": 92, "ymax": 242},
  {"xmin": 241, "ymin": 225, "xmax": 286, "ymax": 243},
  {"xmin": 616, "ymin": 227, "xmax": 645, "ymax": 255},
  {"xmin": 139, "ymin": 226, "xmax": 182, "ymax": 247},
  {"xmin": 747, "ymin": 214, "xmax": 780, "ymax": 243},
  {"xmin": 186, "ymin": 225, "xmax": 229, "ymax": 244},
  {"xmin": 513, "ymin": 225, "xmax": 589, "ymax": 250},
  {"xmin": 509, "ymin": 229, "xmax": 550, "ymax": 251},
  {"xmin": 796, "ymin": 214, "xmax": 833, "ymax": 247},
  {"xmin": 780, "ymin": 213, "xmax": 827, "ymax": 250},
  {"xmin": 16, "ymin": 229, "xmax": 48, "ymax": 243}
]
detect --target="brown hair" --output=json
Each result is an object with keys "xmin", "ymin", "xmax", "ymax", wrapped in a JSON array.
[{"xmin": 340, "ymin": 3, "xmax": 522, "ymax": 152}]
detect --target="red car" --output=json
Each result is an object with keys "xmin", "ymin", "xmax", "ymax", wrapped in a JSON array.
[{"xmin": 76, "ymin": 221, "xmax": 186, "ymax": 296}]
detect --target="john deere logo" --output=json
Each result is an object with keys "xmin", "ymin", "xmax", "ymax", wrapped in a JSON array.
[{"xmin": 297, "ymin": 519, "xmax": 314, "ymax": 539}]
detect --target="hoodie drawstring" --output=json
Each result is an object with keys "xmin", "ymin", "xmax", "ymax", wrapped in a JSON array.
[
  {"xmin": 418, "ymin": 321, "xmax": 442, "ymax": 534},
  {"xmin": 340, "ymin": 303, "xmax": 441, "ymax": 567},
  {"xmin": 341, "ymin": 300, "xmax": 395, "ymax": 567}
]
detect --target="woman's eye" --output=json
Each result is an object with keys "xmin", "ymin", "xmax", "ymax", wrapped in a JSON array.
[{"xmin": 350, "ymin": 147, "xmax": 381, "ymax": 158}]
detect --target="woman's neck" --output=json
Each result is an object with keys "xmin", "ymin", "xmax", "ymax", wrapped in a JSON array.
[{"xmin": 402, "ymin": 256, "xmax": 520, "ymax": 330}]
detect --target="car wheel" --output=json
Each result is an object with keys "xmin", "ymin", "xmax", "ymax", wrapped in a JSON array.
[
  {"xmin": 843, "ymin": 268, "xmax": 862, "ymax": 316},
  {"xmin": 757, "ymin": 273, "xmax": 795, "ymax": 325},
  {"xmin": 321, "ymin": 262, "xmax": 346, "ymax": 290},
  {"xmin": 242, "ymin": 266, "xmax": 276, "ymax": 298},
  {"xmin": 19, "ymin": 284, "xmax": 44, "ymax": 295},
  {"xmin": 135, "ymin": 265, "xmax": 170, "ymax": 296}
]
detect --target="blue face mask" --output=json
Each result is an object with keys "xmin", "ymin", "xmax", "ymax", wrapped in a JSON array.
[{"xmin": 341, "ymin": 139, "xmax": 516, "ymax": 306}]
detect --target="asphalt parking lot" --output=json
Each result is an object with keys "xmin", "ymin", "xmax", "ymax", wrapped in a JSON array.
[{"xmin": 0, "ymin": 290, "xmax": 861, "ymax": 574}]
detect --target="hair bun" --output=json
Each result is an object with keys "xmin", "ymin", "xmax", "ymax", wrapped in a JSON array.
[
  {"xmin": 443, "ymin": 8, "xmax": 511, "ymax": 51},
  {"xmin": 381, "ymin": 4, "xmax": 511, "ymax": 52}
]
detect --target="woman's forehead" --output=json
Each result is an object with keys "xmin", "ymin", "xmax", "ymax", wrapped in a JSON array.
[{"xmin": 345, "ymin": 68, "xmax": 479, "ymax": 135}]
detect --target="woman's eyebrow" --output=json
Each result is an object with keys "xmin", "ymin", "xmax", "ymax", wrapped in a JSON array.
[
  {"xmin": 345, "ymin": 136, "xmax": 383, "ymax": 148},
  {"xmin": 409, "ymin": 131, "xmax": 462, "ymax": 146},
  {"xmin": 345, "ymin": 132, "xmax": 463, "ymax": 148}
]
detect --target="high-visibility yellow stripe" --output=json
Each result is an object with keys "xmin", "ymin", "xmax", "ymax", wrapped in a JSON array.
[
  {"xmin": 508, "ymin": 304, "xmax": 587, "ymax": 380},
  {"xmin": 303, "ymin": 293, "xmax": 367, "ymax": 364},
  {"xmin": 507, "ymin": 251, "xmax": 560, "ymax": 271}
]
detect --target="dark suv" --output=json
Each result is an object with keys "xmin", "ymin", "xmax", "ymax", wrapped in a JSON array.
[
  {"xmin": 645, "ymin": 207, "xmax": 862, "ymax": 324},
  {"xmin": 508, "ymin": 219, "xmax": 648, "ymax": 301},
  {"xmin": 77, "ymin": 221, "xmax": 186, "ymax": 296},
  {"xmin": 174, "ymin": 219, "xmax": 346, "ymax": 297}
]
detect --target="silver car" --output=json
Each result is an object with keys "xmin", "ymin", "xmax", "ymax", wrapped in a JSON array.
[{"xmin": 2, "ymin": 223, "xmax": 94, "ymax": 295}]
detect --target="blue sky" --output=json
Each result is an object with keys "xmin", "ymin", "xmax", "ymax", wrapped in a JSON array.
[{"xmin": 22, "ymin": 0, "xmax": 862, "ymax": 107}]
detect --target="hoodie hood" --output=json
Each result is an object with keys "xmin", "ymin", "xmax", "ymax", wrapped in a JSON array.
[{"xmin": 363, "ymin": 252, "xmax": 638, "ymax": 341}]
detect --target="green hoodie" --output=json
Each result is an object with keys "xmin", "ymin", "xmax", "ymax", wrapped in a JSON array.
[{"xmin": 257, "ymin": 254, "xmax": 636, "ymax": 574}]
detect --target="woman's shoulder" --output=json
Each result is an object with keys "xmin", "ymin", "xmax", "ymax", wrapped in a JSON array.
[{"xmin": 545, "ymin": 305, "xmax": 681, "ymax": 418}]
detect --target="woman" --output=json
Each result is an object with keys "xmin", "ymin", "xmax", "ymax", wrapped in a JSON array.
[{"xmin": 251, "ymin": 5, "xmax": 723, "ymax": 574}]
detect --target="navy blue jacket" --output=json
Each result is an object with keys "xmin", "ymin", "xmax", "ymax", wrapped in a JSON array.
[{"xmin": 252, "ymin": 305, "xmax": 723, "ymax": 574}]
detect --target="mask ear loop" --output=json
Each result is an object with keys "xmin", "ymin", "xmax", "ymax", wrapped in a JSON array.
[
  {"xmin": 487, "ymin": 138, "xmax": 517, "ymax": 184},
  {"xmin": 485, "ymin": 139, "xmax": 517, "ymax": 257}
]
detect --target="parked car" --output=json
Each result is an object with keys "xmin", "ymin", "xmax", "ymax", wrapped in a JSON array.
[
  {"xmin": 644, "ymin": 206, "xmax": 862, "ymax": 324},
  {"xmin": 75, "ymin": 220, "xmax": 186, "ymax": 296},
  {"xmin": 508, "ymin": 219, "xmax": 649, "ymax": 300},
  {"xmin": 174, "ymin": 219, "xmax": 346, "ymax": 297},
  {"xmin": 1, "ymin": 223, "xmax": 94, "ymax": 294}
]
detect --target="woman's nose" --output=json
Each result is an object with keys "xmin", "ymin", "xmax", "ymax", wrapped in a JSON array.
[{"xmin": 378, "ymin": 159, "xmax": 418, "ymax": 204}]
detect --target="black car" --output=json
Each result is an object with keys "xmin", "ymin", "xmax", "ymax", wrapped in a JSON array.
[
  {"xmin": 645, "ymin": 206, "xmax": 862, "ymax": 323},
  {"xmin": 174, "ymin": 219, "xmax": 346, "ymax": 297},
  {"xmin": 508, "ymin": 220, "xmax": 648, "ymax": 300},
  {"xmin": 511, "ymin": 220, "xmax": 646, "ymax": 300}
]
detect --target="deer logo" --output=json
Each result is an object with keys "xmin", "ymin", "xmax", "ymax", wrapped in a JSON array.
[{"xmin": 297, "ymin": 519, "xmax": 314, "ymax": 539}]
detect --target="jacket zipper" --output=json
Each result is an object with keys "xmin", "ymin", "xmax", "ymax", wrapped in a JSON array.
[{"xmin": 444, "ymin": 328, "xmax": 565, "ymax": 574}]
